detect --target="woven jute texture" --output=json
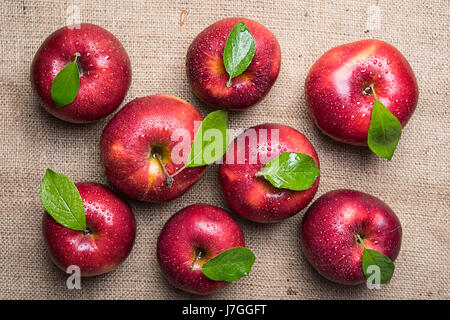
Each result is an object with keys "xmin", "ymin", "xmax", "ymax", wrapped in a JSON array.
[{"xmin": 0, "ymin": 0, "xmax": 448, "ymax": 300}]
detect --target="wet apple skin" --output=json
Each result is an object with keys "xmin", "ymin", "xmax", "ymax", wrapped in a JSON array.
[
  {"xmin": 101, "ymin": 94, "xmax": 206, "ymax": 202},
  {"xmin": 157, "ymin": 204, "xmax": 245, "ymax": 295},
  {"xmin": 43, "ymin": 182, "xmax": 136, "ymax": 276},
  {"xmin": 31, "ymin": 23, "xmax": 131, "ymax": 123},
  {"xmin": 305, "ymin": 39, "xmax": 418, "ymax": 145},
  {"xmin": 219, "ymin": 123, "xmax": 320, "ymax": 223},
  {"xmin": 301, "ymin": 189, "xmax": 402, "ymax": 285},
  {"xmin": 186, "ymin": 17, "xmax": 281, "ymax": 110}
]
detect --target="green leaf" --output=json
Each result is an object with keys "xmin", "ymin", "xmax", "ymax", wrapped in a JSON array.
[
  {"xmin": 362, "ymin": 248, "xmax": 395, "ymax": 284},
  {"xmin": 223, "ymin": 21, "xmax": 256, "ymax": 87},
  {"xmin": 201, "ymin": 247, "xmax": 255, "ymax": 282},
  {"xmin": 367, "ymin": 99, "xmax": 402, "ymax": 160},
  {"xmin": 50, "ymin": 54, "xmax": 80, "ymax": 108},
  {"xmin": 255, "ymin": 152, "xmax": 319, "ymax": 191},
  {"xmin": 185, "ymin": 110, "xmax": 229, "ymax": 168},
  {"xmin": 40, "ymin": 169, "xmax": 86, "ymax": 231}
]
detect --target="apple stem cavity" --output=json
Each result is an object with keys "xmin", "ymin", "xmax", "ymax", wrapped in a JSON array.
[
  {"xmin": 82, "ymin": 226, "xmax": 93, "ymax": 236},
  {"xmin": 153, "ymin": 151, "xmax": 187, "ymax": 188},
  {"xmin": 189, "ymin": 248, "xmax": 204, "ymax": 271}
]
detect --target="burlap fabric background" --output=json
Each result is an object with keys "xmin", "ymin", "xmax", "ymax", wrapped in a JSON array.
[{"xmin": 0, "ymin": 0, "xmax": 448, "ymax": 300}]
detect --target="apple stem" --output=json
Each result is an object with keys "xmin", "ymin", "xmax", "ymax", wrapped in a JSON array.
[
  {"xmin": 189, "ymin": 250, "xmax": 203, "ymax": 271},
  {"xmin": 154, "ymin": 153, "xmax": 174, "ymax": 188},
  {"xmin": 369, "ymin": 84, "xmax": 378, "ymax": 100}
]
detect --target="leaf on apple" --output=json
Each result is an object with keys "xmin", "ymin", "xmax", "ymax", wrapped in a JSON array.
[
  {"xmin": 201, "ymin": 247, "xmax": 255, "ymax": 282},
  {"xmin": 223, "ymin": 21, "xmax": 256, "ymax": 87},
  {"xmin": 185, "ymin": 110, "xmax": 229, "ymax": 168},
  {"xmin": 362, "ymin": 248, "xmax": 395, "ymax": 284},
  {"xmin": 367, "ymin": 98, "xmax": 402, "ymax": 160},
  {"xmin": 50, "ymin": 54, "xmax": 81, "ymax": 108},
  {"xmin": 255, "ymin": 152, "xmax": 319, "ymax": 191},
  {"xmin": 40, "ymin": 169, "xmax": 86, "ymax": 231}
]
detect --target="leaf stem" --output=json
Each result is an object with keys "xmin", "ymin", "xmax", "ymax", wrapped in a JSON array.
[
  {"xmin": 168, "ymin": 165, "xmax": 185, "ymax": 179},
  {"xmin": 74, "ymin": 52, "xmax": 80, "ymax": 59},
  {"xmin": 226, "ymin": 76, "xmax": 232, "ymax": 88},
  {"xmin": 355, "ymin": 234, "xmax": 366, "ymax": 248},
  {"xmin": 370, "ymin": 84, "xmax": 378, "ymax": 100}
]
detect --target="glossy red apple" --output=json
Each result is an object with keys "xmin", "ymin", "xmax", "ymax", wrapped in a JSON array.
[
  {"xmin": 186, "ymin": 17, "xmax": 281, "ymax": 110},
  {"xmin": 42, "ymin": 182, "xmax": 136, "ymax": 276},
  {"xmin": 305, "ymin": 39, "xmax": 418, "ymax": 145},
  {"xmin": 219, "ymin": 123, "xmax": 320, "ymax": 223},
  {"xmin": 157, "ymin": 204, "xmax": 245, "ymax": 295},
  {"xmin": 301, "ymin": 189, "xmax": 402, "ymax": 285},
  {"xmin": 101, "ymin": 94, "xmax": 205, "ymax": 202},
  {"xmin": 31, "ymin": 23, "xmax": 131, "ymax": 123}
]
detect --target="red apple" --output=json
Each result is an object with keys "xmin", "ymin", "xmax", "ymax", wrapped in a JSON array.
[
  {"xmin": 101, "ymin": 94, "xmax": 205, "ymax": 202},
  {"xmin": 157, "ymin": 204, "xmax": 245, "ymax": 295},
  {"xmin": 31, "ymin": 23, "xmax": 131, "ymax": 123},
  {"xmin": 305, "ymin": 39, "xmax": 418, "ymax": 145},
  {"xmin": 186, "ymin": 17, "xmax": 281, "ymax": 110},
  {"xmin": 42, "ymin": 182, "xmax": 136, "ymax": 276},
  {"xmin": 219, "ymin": 123, "xmax": 320, "ymax": 223},
  {"xmin": 301, "ymin": 189, "xmax": 402, "ymax": 285}
]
